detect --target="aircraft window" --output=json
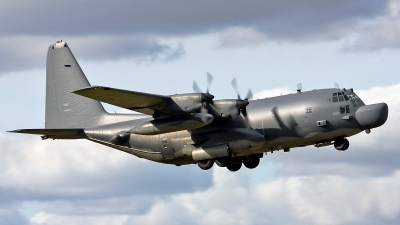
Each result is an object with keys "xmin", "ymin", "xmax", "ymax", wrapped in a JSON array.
[
  {"xmin": 332, "ymin": 92, "xmax": 347, "ymax": 102},
  {"xmin": 346, "ymin": 93, "xmax": 359, "ymax": 100},
  {"xmin": 340, "ymin": 106, "xmax": 345, "ymax": 114},
  {"xmin": 332, "ymin": 93, "xmax": 338, "ymax": 102},
  {"xmin": 340, "ymin": 105, "xmax": 350, "ymax": 114}
]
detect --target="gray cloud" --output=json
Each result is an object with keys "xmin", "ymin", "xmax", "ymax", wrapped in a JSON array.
[
  {"xmin": 0, "ymin": 0, "xmax": 390, "ymax": 74},
  {"xmin": 0, "ymin": 35, "xmax": 185, "ymax": 74},
  {"xmin": 0, "ymin": 1, "xmax": 387, "ymax": 37}
]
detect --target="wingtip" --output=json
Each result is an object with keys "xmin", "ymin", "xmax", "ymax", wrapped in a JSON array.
[{"xmin": 7, "ymin": 129, "xmax": 21, "ymax": 133}]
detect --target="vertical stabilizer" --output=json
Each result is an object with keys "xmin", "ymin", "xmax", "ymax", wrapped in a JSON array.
[{"xmin": 45, "ymin": 41, "xmax": 107, "ymax": 129}]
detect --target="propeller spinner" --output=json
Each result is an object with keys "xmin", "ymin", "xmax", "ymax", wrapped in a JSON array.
[{"xmin": 231, "ymin": 78, "xmax": 253, "ymax": 117}]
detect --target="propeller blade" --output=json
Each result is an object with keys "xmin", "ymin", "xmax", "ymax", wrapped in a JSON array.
[
  {"xmin": 297, "ymin": 83, "xmax": 302, "ymax": 92},
  {"xmin": 200, "ymin": 107, "xmax": 209, "ymax": 123},
  {"xmin": 231, "ymin": 78, "xmax": 241, "ymax": 99},
  {"xmin": 241, "ymin": 107, "xmax": 252, "ymax": 129},
  {"xmin": 207, "ymin": 72, "xmax": 213, "ymax": 93},
  {"xmin": 245, "ymin": 88, "xmax": 253, "ymax": 100},
  {"xmin": 334, "ymin": 82, "xmax": 340, "ymax": 89},
  {"xmin": 193, "ymin": 80, "xmax": 202, "ymax": 93}
]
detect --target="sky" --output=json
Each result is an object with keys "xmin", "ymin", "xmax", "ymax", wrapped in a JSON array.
[{"xmin": 1, "ymin": 0, "xmax": 400, "ymax": 224}]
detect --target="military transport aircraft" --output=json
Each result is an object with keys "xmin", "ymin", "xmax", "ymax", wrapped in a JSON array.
[{"xmin": 9, "ymin": 41, "xmax": 389, "ymax": 172}]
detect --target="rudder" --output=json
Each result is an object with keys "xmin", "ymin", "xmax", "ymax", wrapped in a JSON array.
[{"xmin": 45, "ymin": 41, "xmax": 107, "ymax": 129}]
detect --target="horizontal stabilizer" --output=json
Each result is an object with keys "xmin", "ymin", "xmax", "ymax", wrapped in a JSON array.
[
  {"xmin": 73, "ymin": 86, "xmax": 171, "ymax": 115},
  {"xmin": 8, "ymin": 129, "xmax": 85, "ymax": 139}
]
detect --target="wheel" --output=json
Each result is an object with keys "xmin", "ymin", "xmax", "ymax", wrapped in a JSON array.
[
  {"xmin": 215, "ymin": 157, "xmax": 228, "ymax": 167},
  {"xmin": 198, "ymin": 160, "xmax": 214, "ymax": 170},
  {"xmin": 334, "ymin": 138, "xmax": 349, "ymax": 151},
  {"xmin": 244, "ymin": 156, "xmax": 260, "ymax": 169},
  {"xmin": 227, "ymin": 162, "xmax": 242, "ymax": 172},
  {"xmin": 343, "ymin": 139, "xmax": 349, "ymax": 150}
]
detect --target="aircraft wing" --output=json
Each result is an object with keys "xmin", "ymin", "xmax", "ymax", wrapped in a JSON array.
[{"xmin": 73, "ymin": 86, "xmax": 171, "ymax": 115}]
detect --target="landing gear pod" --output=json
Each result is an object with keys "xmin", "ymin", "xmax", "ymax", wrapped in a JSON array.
[{"xmin": 193, "ymin": 144, "xmax": 229, "ymax": 162}]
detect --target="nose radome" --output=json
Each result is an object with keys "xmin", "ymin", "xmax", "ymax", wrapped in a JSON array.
[{"xmin": 355, "ymin": 103, "xmax": 388, "ymax": 130}]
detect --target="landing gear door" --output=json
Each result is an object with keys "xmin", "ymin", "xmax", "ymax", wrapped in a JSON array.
[{"xmin": 159, "ymin": 134, "xmax": 175, "ymax": 160}]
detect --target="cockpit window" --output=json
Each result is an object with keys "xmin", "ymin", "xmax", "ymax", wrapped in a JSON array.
[
  {"xmin": 343, "ymin": 92, "xmax": 349, "ymax": 101},
  {"xmin": 338, "ymin": 92, "xmax": 345, "ymax": 102},
  {"xmin": 346, "ymin": 93, "xmax": 359, "ymax": 100},
  {"xmin": 332, "ymin": 92, "xmax": 347, "ymax": 102},
  {"xmin": 346, "ymin": 92, "xmax": 364, "ymax": 108},
  {"xmin": 332, "ymin": 93, "xmax": 338, "ymax": 102}
]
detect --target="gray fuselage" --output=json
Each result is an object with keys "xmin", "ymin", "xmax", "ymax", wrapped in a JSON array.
[{"xmin": 84, "ymin": 88, "xmax": 369, "ymax": 166}]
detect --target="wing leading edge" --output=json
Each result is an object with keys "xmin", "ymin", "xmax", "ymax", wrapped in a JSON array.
[{"xmin": 73, "ymin": 86, "xmax": 171, "ymax": 115}]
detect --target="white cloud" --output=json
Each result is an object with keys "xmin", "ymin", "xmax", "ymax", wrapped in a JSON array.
[
  {"xmin": 347, "ymin": 0, "xmax": 400, "ymax": 50},
  {"xmin": 28, "ymin": 169, "xmax": 400, "ymax": 225},
  {"xmin": 218, "ymin": 26, "xmax": 267, "ymax": 48},
  {"xmin": 350, "ymin": 83, "xmax": 400, "ymax": 149},
  {"xmin": 0, "ymin": 134, "xmax": 211, "ymax": 197}
]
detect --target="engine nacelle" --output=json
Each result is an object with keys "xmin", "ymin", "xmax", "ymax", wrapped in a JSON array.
[
  {"xmin": 153, "ymin": 93, "xmax": 214, "ymax": 115},
  {"xmin": 207, "ymin": 99, "xmax": 249, "ymax": 119},
  {"xmin": 130, "ymin": 113, "xmax": 214, "ymax": 135}
]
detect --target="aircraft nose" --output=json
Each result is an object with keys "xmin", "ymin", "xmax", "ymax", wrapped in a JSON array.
[{"xmin": 355, "ymin": 103, "xmax": 388, "ymax": 130}]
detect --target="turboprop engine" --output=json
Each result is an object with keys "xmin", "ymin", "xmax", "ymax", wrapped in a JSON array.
[{"xmin": 152, "ymin": 93, "xmax": 214, "ymax": 115}]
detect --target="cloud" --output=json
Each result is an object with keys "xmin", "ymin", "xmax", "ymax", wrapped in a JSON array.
[
  {"xmin": 345, "ymin": 0, "xmax": 400, "ymax": 50},
  {"xmin": 218, "ymin": 27, "xmax": 267, "ymax": 48},
  {"xmin": 0, "ymin": 36, "xmax": 185, "ymax": 74},
  {"xmin": 0, "ymin": 204, "xmax": 28, "ymax": 225},
  {"xmin": 27, "ymin": 169, "xmax": 400, "ymax": 225},
  {"xmin": 0, "ymin": 1, "xmax": 387, "ymax": 37},
  {"xmin": 0, "ymin": 134, "xmax": 212, "ymax": 199},
  {"xmin": 0, "ymin": 0, "xmax": 392, "ymax": 74}
]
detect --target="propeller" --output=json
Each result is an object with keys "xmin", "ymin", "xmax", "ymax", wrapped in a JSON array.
[
  {"xmin": 193, "ymin": 72, "xmax": 215, "ymax": 122},
  {"xmin": 334, "ymin": 82, "xmax": 340, "ymax": 89},
  {"xmin": 231, "ymin": 78, "xmax": 253, "ymax": 127},
  {"xmin": 231, "ymin": 78, "xmax": 253, "ymax": 110},
  {"xmin": 297, "ymin": 83, "xmax": 302, "ymax": 92},
  {"xmin": 193, "ymin": 72, "xmax": 214, "ymax": 103}
]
